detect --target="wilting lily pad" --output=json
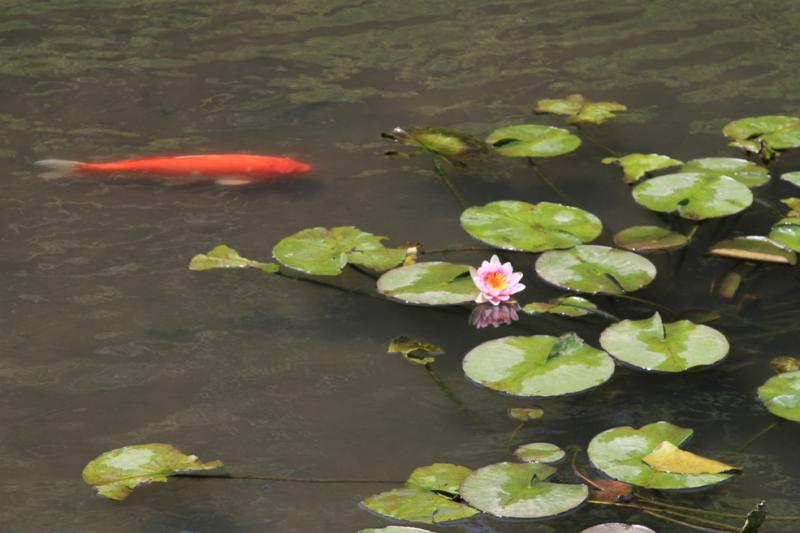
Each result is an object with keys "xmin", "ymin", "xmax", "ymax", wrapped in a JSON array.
[
  {"xmin": 460, "ymin": 200, "xmax": 602, "ymax": 252},
  {"xmin": 587, "ymin": 421, "xmax": 735, "ymax": 489},
  {"xmin": 580, "ymin": 524, "xmax": 656, "ymax": 533},
  {"xmin": 535, "ymin": 94, "xmax": 627, "ymax": 124},
  {"xmin": 82, "ymin": 443, "xmax": 223, "ymax": 501},
  {"xmin": 642, "ymin": 441, "xmax": 738, "ymax": 474},
  {"xmin": 614, "ymin": 226, "xmax": 688, "ymax": 252},
  {"xmin": 632, "ymin": 172, "xmax": 753, "ymax": 220},
  {"xmin": 486, "ymin": 125, "xmax": 581, "ymax": 158},
  {"xmin": 463, "ymin": 333, "xmax": 615, "ymax": 397},
  {"xmin": 383, "ymin": 126, "xmax": 490, "ymax": 159},
  {"xmin": 508, "ymin": 407, "xmax": 545, "ymax": 421},
  {"xmin": 460, "ymin": 462, "xmax": 587, "ymax": 518},
  {"xmin": 708, "ymin": 236, "xmax": 797, "ymax": 265},
  {"xmin": 602, "ymin": 153, "xmax": 682, "ymax": 184},
  {"xmin": 361, "ymin": 487, "xmax": 478, "ymax": 524},
  {"xmin": 359, "ymin": 528, "xmax": 436, "ymax": 533},
  {"xmin": 388, "ymin": 336, "xmax": 444, "ymax": 365},
  {"xmin": 535, "ymin": 245, "xmax": 656, "ymax": 295},
  {"xmin": 407, "ymin": 463, "xmax": 471, "ymax": 495},
  {"xmin": 377, "ymin": 262, "xmax": 478, "ymax": 305},
  {"xmin": 757, "ymin": 370, "xmax": 800, "ymax": 422},
  {"xmin": 681, "ymin": 157, "xmax": 770, "ymax": 188},
  {"xmin": 514, "ymin": 442, "xmax": 566, "ymax": 464},
  {"xmin": 771, "ymin": 356, "xmax": 800, "ymax": 374},
  {"xmin": 273, "ymin": 226, "xmax": 405, "ymax": 276},
  {"xmin": 189, "ymin": 245, "xmax": 279, "ymax": 273},
  {"xmin": 781, "ymin": 171, "xmax": 800, "ymax": 188},
  {"xmin": 599, "ymin": 313, "xmax": 729, "ymax": 372},
  {"xmin": 723, "ymin": 115, "xmax": 800, "ymax": 157},
  {"xmin": 523, "ymin": 295, "xmax": 598, "ymax": 317}
]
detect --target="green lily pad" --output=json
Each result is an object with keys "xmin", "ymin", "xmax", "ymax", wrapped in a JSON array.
[
  {"xmin": 377, "ymin": 262, "xmax": 478, "ymax": 305},
  {"xmin": 613, "ymin": 226, "xmax": 688, "ymax": 252},
  {"xmin": 757, "ymin": 370, "xmax": 800, "ymax": 422},
  {"xmin": 522, "ymin": 295, "xmax": 598, "ymax": 317},
  {"xmin": 508, "ymin": 407, "xmax": 545, "ymax": 421},
  {"xmin": 632, "ymin": 172, "xmax": 753, "ymax": 220},
  {"xmin": 383, "ymin": 126, "xmax": 490, "ymax": 159},
  {"xmin": 535, "ymin": 245, "xmax": 656, "ymax": 295},
  {"xmin": 781, "ymin": 171, "xmax": 800, "ymax": 188},
  {"xmin": 599, "ymin": 312, "xmax": 728, "ymax": 372},
  {"xmin": 406, "ymin": 463, "xmax": 471, "ymax": 496},
  {"xmin": 460, "ymin": 462, "xmax": 587, "ymax": 518},
  {"xmin": 486, "ymin": 125, "xmax": 581, "ymax": 158},
  {"xmin": 602, "ymin": 153, "xmax": 682, "ymax": 184},
  {"xmin": 189, "ymin": 245, "xmax": 279, "ymax": 273},
  {"xmin": 680, "ymin": 158, "xmax": 770, "ymax": 188},
  {"xmin": 587, "ymin": 421, "xmax": 734, "ymax": 489},
  {"xmin": 463, "ymin": 333, "xmax": 615, "ymax": 397},
  {"xmin": 359, "ymin": 528, "xmax": 436, "ymax": 533},
  {"xmin": 273, "ymin": 226, "xmax": 405, "ymax": 276},
  {"xmin": 388, "ymin": 336, "xmax": 444, "ymax": 365},
  {"xmin": 82, "ymin": 443, "xmax": 223, "ymax": 501},
  {"xmin": 361, "ymin": 487, "xmax": 478, "ymax": 524},
  {"xmin": 723, "ymin": 116, "xmax": 800, "ymax": 155},
  {"xmin": 514, "ymin": 442, "xmax": 566, "ymax": 464},
  {"xmin": 535, "ymin": 94, "xmax": 627, "ymax": 124},
  {"xmin": 460, "ymin": 200, "xmax": 602, "ymax": 252},
  {"xmin": 708, "ymin": 236, "xmax": 797, "ymax": 265}
]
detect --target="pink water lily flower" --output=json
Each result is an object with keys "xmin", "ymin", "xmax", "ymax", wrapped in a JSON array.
[{"xmin": 469, "ymin": 255, "xmax": 525, "ymax": 305}]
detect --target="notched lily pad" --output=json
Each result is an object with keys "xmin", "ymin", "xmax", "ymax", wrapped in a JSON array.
[
  {"xmin": 388, "ymin": 336, "xmax": 445, "ymax": 365},
  {"xmin": 708, "ymin": 236, "xmax": 797, "ymax": 265},
  {"xmin": 723, "ymin": 115, "xmax": 800, "ymax": 158},
  {"xmin": 632, "ymin": 172, "xmax": 753, "ymax": 220},
  {"xmin": 523, "ymin": 295, "xmax": 598, "ymax": 317},
  {"xmin": 460, "ymin": 462, "xmax": 586, "ymax": 519},
  {"xmin": 382, "ymin": 126, "xmax": 490, "ymax": 159},
  {"xmin": 599, "ymin": 312, "xmax": 729, "ymax": 372},
  {"xmin": 486, "ymin": 125, "xmax": 581, "ymax": 158},
  {"xmin": 406, "ymin": 463, "xmax": 471, "ymax": 496},
  {"xmin": 273, "ymin": 226, "xmax": 405, "ymax": 276},
  {"xmin": 82, "ymin": 443, "xmax": 223, "ymax": 501},
  {"xmin": 514, "ymin": 442, "xmax": 566, "ymax": 464},
  {"xmin": 535, "ymin": 94, "xmax": 627, "ymax": 124},
  {"xmin": 377, "ymin": 262, "xmax": 479, "ymax": 305},
  {"xmin": 757, "ymin": 370, "xmax": 800, "ymax": 422},
  {"xmin": 614, "ymin": 226, "xmax": 688, "ymax": 252},
  {"xmin": 460, "ymin": 200, "xmax": 602, "ymax": 252},
  {"xmin": 602, "ymin": 153, "xmax": 682, "ymax": 184},
  {"xmin": 770, "ymin": 218, "xmax": 800, "ymax": 253},
  {"xmin": 587, "ymin": 421, "xmax": 735, "ymax": 489},
  {"xmin": 189, "ymin": 245, "xmax": 279, "ymax": 273},
  {"xmin": 681, "ymin": 157, "xmax": 770, "ymax": 188},
  {"xmin": 463, "ymin": 333, "xmax": 615, "ymax": 397},
  {"xmin": 535, "ymin": 245, "xmax": 656, "ymax": 295}
]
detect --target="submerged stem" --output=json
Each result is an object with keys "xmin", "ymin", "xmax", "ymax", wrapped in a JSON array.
[
  {"xmin": 612, "ymin": 294, "xmax": 677, "ymax": 316},
  {"xmin": 738, "ymin": 420, "xmax": 780, "ymax": 451},
  {"xmin": 507, "ymin": 420, "xmax": 526, "ymax": 452},
  {"xmin": 431, "ymin": 156, "xmax": 467, "ymax": 211},
  {"xmin": 174, "ymin": 473, "xmax": 403, "ymax": 484},
  {"xmin": 575, "ymin": 124, "xmax": 622, "ymax": 157},
  {"xmin": 526, "ymin": 158, "xmax": 574, "ymax": 204},
  {"xmin": 589, "ymin": 501, "xmax": 737, "ymax": 532},
  {"xmin": 424, "ymin": 363, "xmax": 480, "ymax": 423}
]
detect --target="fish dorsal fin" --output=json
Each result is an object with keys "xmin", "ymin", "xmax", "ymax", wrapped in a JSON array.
[{"xmin": 216, "ymin": 177, "xmax": 253, "ymax": 186}]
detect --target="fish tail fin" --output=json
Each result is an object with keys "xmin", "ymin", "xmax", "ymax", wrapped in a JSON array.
[{"xmin": 34, "ymin": 159, "xmax": 84, "ymax": 180}]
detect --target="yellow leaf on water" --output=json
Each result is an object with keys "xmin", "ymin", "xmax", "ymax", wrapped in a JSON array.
[{"xmin": 641, "ymin": 441, "xmax": 739, "ymax": 475}]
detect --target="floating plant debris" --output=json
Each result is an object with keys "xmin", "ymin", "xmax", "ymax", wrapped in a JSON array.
[
  {"xmin": 387, "ymin": 336, "xmax": 445, "ymax": 365},
  {"xmin": 535, "ymin": 94, "xmax": 627, "ymax": 124},
  {"xmin": 189, "ymin": 245, "xmax": 279, "ymax": 273}
]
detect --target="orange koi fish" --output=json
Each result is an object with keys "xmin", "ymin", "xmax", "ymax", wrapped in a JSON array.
[{"xmin": 35, "ymin": 154, "xmax": 312, "ymax": 186}]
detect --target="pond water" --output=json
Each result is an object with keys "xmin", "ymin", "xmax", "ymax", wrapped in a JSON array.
[{"xmin": 3, "ymin": 1, "xmax": 800, "ymax": 532}]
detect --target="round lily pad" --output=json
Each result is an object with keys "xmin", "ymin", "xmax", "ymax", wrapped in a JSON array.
[
  {"xmin": 599, "ymin": 313, "xmax": 729, "ymax": 372},
  {"xmin": 757, "ymin": 370, "xmax": 800, "ymax": 422},
  {"xmin": 602, "ymin": 153, "xmax": 682, "ymax": 184},
  {"xmin": 462, "ymin": 333, "xmax": 615, "ymax": 397},
  {"xmin": 632, "ymin": 172, "xmax": 753, "ymax": 220},
  {"xmin": 460, "ymin": 462, "xmax": 587, "ymax": 518},
  {"xmin": 708, "ymin": 236, "xmax": 797, "ymax": 265},
  {"xmin": 535, "ymin": 245, "xmax": 656, "ymax": 295},
  {"xmin": 587, "ymin": 421, "xmax": 734, "ymax": 489},
  {"xmin": 580, "ymin": 524, "xmax": 656, "ymax": 533},
  {"xmin": 613, "ymin": 226, "xmax": 688, "ymax": 252},
  {"xmin": 680, "ymin": 157, "xmax": 770, "ymax": 188},
  {"xmin": 769, "ymin": 218, "xmax": 800, "ymax": 253},
  {"xmin": 460, "ymin": 200, "xmax": 602, "ymax": 252},
  {"xmin": 361, "ymin": 487, "xmax": 478, "ymax": 524},
  {"xmin": 377, "ymin": 262, "xmax": 479, "ymax": 306},
  {"xmin": 723, "ymin": 115, "xmax": 800, "ymax": 152},
  {"xmin": 486, "ymin": 125, "xmax": 581, "ymax": 158},
  {"xmin": 514, "ymin": 442, "xmax": 566, "ymax": 464}
]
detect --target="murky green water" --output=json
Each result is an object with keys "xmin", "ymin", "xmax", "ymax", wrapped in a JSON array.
[{"xmin": 3, "ymin": 1, "xmax": 800, "ymax": 531}]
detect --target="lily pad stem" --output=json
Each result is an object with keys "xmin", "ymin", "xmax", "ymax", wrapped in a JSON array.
[
  {"xmin": 174, "ymin": 473, "xmax": 403, "ymax": 484},
  {"xmin": 507, "ymin": 420, "xmax": 526, "ymax": 451},
  {"xmin": 526, "ymin": 158, "xmax": 574, "ymax": 204},
  {"xmin": 274, "ymin": 271, "xmax": 384, "ymax": 300},
  {"xmin": 738, "ymin": 420, "xmax": 780, "ymax": 451},
  {"xmin": 424, "ymin": 363, "xmax": 479, "ymax": 423},
  {"xmin": 634, "ymin": 495, "xmax": 765, "ymax": 520},
  {"xmin": 612, "ymin": 294, "xmax": 677, "ymax": 316},
  {"xmin": 575, "ymin": 124, "xmax": 622, "ymax": 157},
  {"xmin": 431, "ymin": 155, "xmax": 467, "ymax": 211},
  {"xmin": 588, "ymin": 501, "xmax": 737, "ymax": 532}
]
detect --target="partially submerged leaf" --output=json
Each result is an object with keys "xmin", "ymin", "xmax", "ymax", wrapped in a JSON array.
[
  {"xmin": 514, "ymin": 442, "xmax": 565, "ymax": 464},
  {"xmin": 681, "ymin": 157, "xmax": 770, "ymax": 188},
  {"xmin": 383, "ymin": 126, "xmax": 489, "ymax": 159},
  {"xmin": 781, "ymin": 171, "xmax": 800, "ymax": 188},
  {"xmin": 189, "ymin": 245, "xmax": 279, "ymax": 273},
  {"xmin": 523, "ymin": 295, "xmax": 598, "ymax": 317},
  {"xmin": 719, "ymin": 272, "xmax": 742, "ymax": 299},
  {"xmin": 82, "ymin": 443, "xmax": 223, "ymax": 501},
  {"xmin": 723, "ymin": 115, "xmax": 800, "ymax": 158},
  {"xmin": 769, "ymin": 217, "xmax": 800, "ymax": 252},
  {"xmin": 757, "ymin": 370, "xmax": 800, "ymax": 422},
  {"xmin": 782, "ymin": 197, "xmax": 800, "ymax": 216},
  {"xmin": 377, "ymin": 262, "xmax": 479, "ymax": 305},
  {"xmin": 388, "ymin": 336, "xmax": 444, "ymax": 365},
  {"xmin": 486, "ymin": 124, "xmax": 581, "ymax": 157},
  {"xmin": 602, "ymin": 153, "xmax": 682, "ymax": 184},
  {"xmin": 613, "ymin": 225, "xmax": 688, "ymax": 252},
  {"xmin": 771, "ymin": 356, "xmax": 800, "ymax": 374},
  {"xmin": 535, "ymin": 94, "xmax": 627, "ymax": 124},
  {"xmin": 708, "ymin": 236, "xmax": 797, "ymax": 265},
  {"xmin": 508, "ymin": 407, "xmax": 545, "ymax": 421},
  {"xmin": 632, "ymin": 172, "xmax": 753, "ymax": 220},
  {"xmin": 641, "ymin": 441, "xmax": 739, "ymax": 474}
]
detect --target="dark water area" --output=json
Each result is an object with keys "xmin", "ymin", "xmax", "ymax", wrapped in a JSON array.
[{"xmin": 3, "ymin": 1, "xmax": 800, "ymax": 532}]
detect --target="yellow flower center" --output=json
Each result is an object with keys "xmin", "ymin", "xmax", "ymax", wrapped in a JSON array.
[{"xmin": 484, "ymin": 271, "xmax": 508, "ymax": 291}]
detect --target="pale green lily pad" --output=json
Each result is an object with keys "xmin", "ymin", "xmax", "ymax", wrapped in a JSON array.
[
  {"xmin": 273, "ymin": 226, "xmax": 405, "ymax": 276},
  {"xmin": 757, "ymin": 370, "xmax": 800, "ymax": 422},
  {"xmin": 523, "ymin": 295, "xmax": 598, "ymax": 317},
  {"xmin": 514, "ymin": 442, "xmax": 566, "ymax": 464},
  {"xmin": 407, "ymin": 463, "xmax": 471, "ymax": 496},
  {"xmin": 463, "ymin": 333, "xmax": 615, "ymax": 397},
  {"xmin": 632, "ymin": 172, "xmax": 753, "ymax": 220},
  {"xmin": 460, "ymin": 200, "xmax": 601, "ymax": 252},
  {"xmin": 599, "ymin": 313, "xmax": 729, "ymax": 373},
  {"xmin": 535, "ymin": 245, "xmax": 656, "ymax": 295},
  {"xmin": 361, "ymin": 487, "xmax": 478, "ymax": 524},
  {"xmin": 602, "ymin": 153, "xmax": 682, "ymax": 184},
  {"xmin": 708, "ymin": 236, "xmax": 797, "ymax": 265},
  {"xmin": 486, "ymin": 125, "xmax": 581, "ymax": 158},
  {"xmin": 770, "ymin": 218, "xmax": 800, "ymax": 253},
  {"xmin": 587, "ymin": 421, "xmax": 734, "ymax": 489},
  {"xmin": 82, "ymin": 443, "xmax": 223, "ymax": 501},
  {"xmin": 681, "ymin": 158, "xmax": 770, "ymax": 188},
  {"xmin": 383, "ymin": 126, "xmax": 490, "ymax": 159},
  {"xmin": 535, "ymin": 94, "xmax": 627, "ymax": 124},
  {"xmin": 189, "ymin": 245, "xmax": 279, "ymax": 273},
  {"xmin": 377, "ymin": 262, "xmax": 478, "ymax": 306},
  {"xmin": 359, "ymin": 527, "xmax": 436, "ymax": 533},
  {"xmin": 723, "ymin": 116, "xmax": 800, "ymax": 155},
  {"xmin": 388, "ymin": 336, "xmax": 444, "ymax": 365},
  {"xmin": 460, "ymin": 462, "xmax": 587, "ymax": 518},
  {"xmin": 614, "ymin": 226, "xmax": 688, "ymax": 252},
  {"xmin": 781, "ymin": 171, "xmax": 800, "ymax": 188}
]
